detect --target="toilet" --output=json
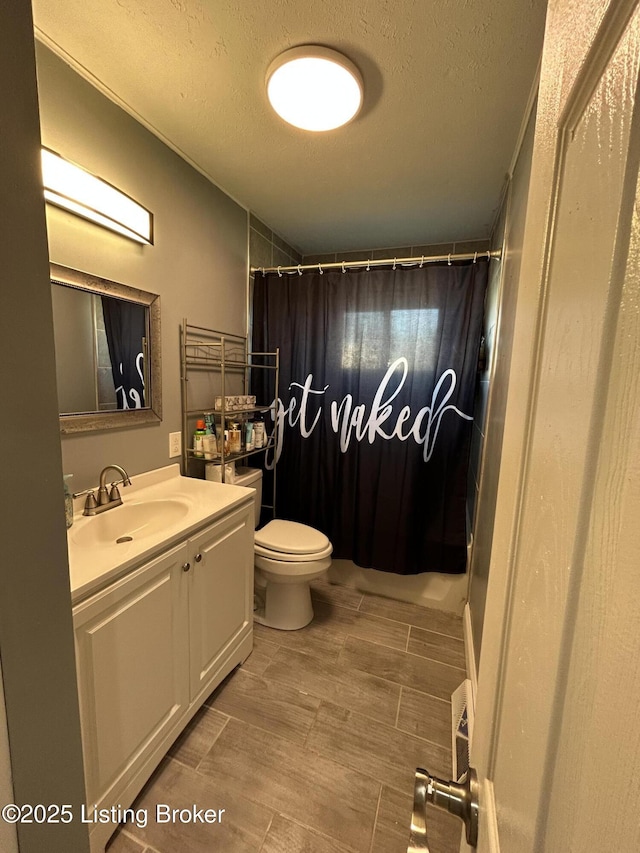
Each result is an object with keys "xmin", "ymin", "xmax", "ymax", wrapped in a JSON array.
[{"xmin": 234, "ymin": 467, "xmax": 332, "ymax": 630}]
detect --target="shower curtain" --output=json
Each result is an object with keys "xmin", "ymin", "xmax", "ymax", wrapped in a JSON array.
[
  {"xmin": 102, "ymin": 296, "xmax": 146, "ymax": 409},
  {"xmin": 252, "ymin": 260, "xmax": 488, "ymax": 575}
]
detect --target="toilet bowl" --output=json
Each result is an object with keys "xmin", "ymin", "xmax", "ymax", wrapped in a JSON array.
[
  {"xmin": 233, "ymin": 467, "xmax": 332, "ymax": 630},
  {"xmin": 254, "ymin": 519, "xmax": 332, "ymax": 629}
]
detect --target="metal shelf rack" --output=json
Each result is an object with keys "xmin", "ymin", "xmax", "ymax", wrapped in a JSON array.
[{"xmin": 180, "ymin": 320, "xmax": 279, "ymax": 517}]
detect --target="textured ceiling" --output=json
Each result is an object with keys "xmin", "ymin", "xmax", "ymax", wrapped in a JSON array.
[{"xmin": 32, "ymin": 0, "xmax": 548, "ymax": 255}]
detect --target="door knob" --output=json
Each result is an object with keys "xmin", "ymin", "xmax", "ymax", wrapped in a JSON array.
[
  {"xmin": 182, "ymin": 562, "xmax": 191, "ymax": 572},
  {"xmin": 408, "ymin": 767, "xmax": 478, "ymax": 852}
]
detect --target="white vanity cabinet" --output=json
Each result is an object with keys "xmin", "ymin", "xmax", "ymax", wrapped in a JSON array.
[
  {"xmin": 188, "ymin": 504, "xmax": 254, "ymax": 700},
  {"xmin": 73, "ymin": 542, "xmax": 190, "ymax": 811},
  {"xmin": 72, "ymin": 501, "xmax": 253, "ymax": 853}
]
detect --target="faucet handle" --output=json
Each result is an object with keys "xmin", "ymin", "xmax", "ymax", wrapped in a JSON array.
[
  {"xmin": 83, "ymin": 491, "xmax": 98, "ymax": 514},
  {"xmin": 109, "ymin": 484, "xmax": 122, "ymax": 502},
  {"xmin": 110, "ymin": 476, "xmax": 131, "ymax": 489}
]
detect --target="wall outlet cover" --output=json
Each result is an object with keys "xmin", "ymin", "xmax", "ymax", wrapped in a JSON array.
[{"xmin": 169, "ymin": 432, "xmax": 182, "ymax": 458}]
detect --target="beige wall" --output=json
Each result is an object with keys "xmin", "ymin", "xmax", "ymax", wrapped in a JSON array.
[
  {"xmin": 303, "ymin": 238, "xmax": 490, "ymax": 266},
  {"xmin": 0, "ymin": 663, "xmax": 17, "ymax": 853},
  {"xmin": 467, "ymin": 220, "xmax": 506, "ymax": 527},
  {"xmin": 0, "ymin": 4, "xmax": 90, "ymax": 851},
  {"xmin": 466, "ymin": 105, "xmax": 537, "ymax": 670},
  {"xmin": 36, "ymin": 42, "xmax": 249, "ymax": 492},
  {"xmin": 250, "ymin": 213, "xmax": 303, "ymax": 270}
]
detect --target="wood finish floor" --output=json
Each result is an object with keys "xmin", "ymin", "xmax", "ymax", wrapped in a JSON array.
[{"xmin": 108, "ymin": 581, "xmax": 467, "ymax": 853}]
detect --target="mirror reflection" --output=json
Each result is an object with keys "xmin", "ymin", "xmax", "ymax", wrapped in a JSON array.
[
  {"xmin": 52, "ymin": 286, "xmax": 147, "ymax": 413},
  {"xmin": 50, "ymin": 264, "xmax": 162, "ymax": 433}
]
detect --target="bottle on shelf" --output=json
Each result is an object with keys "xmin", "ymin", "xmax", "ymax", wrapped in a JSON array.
[
  {"xmin": 245, "ymin": 420, "xmax": 254, "ymax": 451},
  {"xmin": 253, "ymin": 412, "xmax": 265, "ymax": 449},
  {"xmin": 193, "ymin": 419, "xmax": 206, "ymax": 457},
  {"xmin": 203, "ymin": 413, "xmax": 218, "ymax": 459},
  {"xmin": 227, "ymin": 420, "xmax": 242, "ymax": 454}
]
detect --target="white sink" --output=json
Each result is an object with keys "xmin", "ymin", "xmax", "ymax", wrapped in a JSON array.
[
  {"xmin": 67, "ymin": 464, "xmax": 256, "ymax": 603},
  {"xmin": 71, "ymin": 499, "xmax": 191, "ymax": 547}
]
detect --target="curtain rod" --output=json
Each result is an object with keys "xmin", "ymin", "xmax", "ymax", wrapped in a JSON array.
[{"xmin": 251, "ymin": 249, "xmax": 501, "ymax": 275}]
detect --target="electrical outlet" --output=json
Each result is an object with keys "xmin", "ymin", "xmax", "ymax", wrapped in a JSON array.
[{"xmin": 169, "ymin": 431, "xmax": 182, "ymax": 458}]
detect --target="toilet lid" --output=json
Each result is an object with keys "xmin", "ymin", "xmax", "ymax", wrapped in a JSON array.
[{"xmin": 255, "ymin": 519, "xmax": 331, "ymax": 555}]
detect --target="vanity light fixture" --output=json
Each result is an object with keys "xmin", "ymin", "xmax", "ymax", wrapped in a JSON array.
[
  {"xmin": 41, "ymin": 148, "xmax": 154, "ymax": 245},
  {"xmin": 266, "ymin": 46, "xmax": 363, "ymax": 132}
]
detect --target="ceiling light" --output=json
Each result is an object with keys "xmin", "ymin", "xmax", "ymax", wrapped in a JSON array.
[
  {"xmin": 266, "ymin": 46, "xmax": 363, "ymax": 132},
  {"xmin": 41, "ymin": 148, "xmax": 153, "ymax": 245}
]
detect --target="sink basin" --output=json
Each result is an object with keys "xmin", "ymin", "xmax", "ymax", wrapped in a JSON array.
[
  {"xmin": 71, "ymin": 499, "xmax": 191, "ymax": 547},
  {"xmin": 67, "ymin": 464, "xmax": 258, "ymax": 603}
]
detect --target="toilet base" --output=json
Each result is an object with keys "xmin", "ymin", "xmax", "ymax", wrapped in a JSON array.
[{"xmin": 253, "ymin": 579, "xmax": 316, "ymax": 630}]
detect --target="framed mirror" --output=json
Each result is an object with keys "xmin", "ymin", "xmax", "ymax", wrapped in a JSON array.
[{"xmin": 50, "ymin": 263, "xmax": 162, "ymax": 433}]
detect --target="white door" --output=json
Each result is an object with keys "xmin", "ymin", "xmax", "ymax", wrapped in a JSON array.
[{"xmin": 468, "ymin": 0, "xmax": 640, "ymax": 850}]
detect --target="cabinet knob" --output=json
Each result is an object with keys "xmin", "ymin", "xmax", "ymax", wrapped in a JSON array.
[
  {"xmin": 195, "ymin": 553, "xmax": 203, "ymax": 563},
  {"xmin": 182, "ymin": 562, "xmax": 191, "ymax": 572}
]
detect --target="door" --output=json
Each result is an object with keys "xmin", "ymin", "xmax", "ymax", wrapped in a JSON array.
[
  {"xmin": 466, "ymin": 0, "xmax": 640, "ymax": 851},
  {"xmin": 188, "ymin": 504, "xmax": 254, "ymax": 699}
]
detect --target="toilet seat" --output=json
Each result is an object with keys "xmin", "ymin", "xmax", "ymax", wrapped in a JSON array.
[{"xmin": 255, "ymin": 519, "xmax": 333, "ymax": 562}]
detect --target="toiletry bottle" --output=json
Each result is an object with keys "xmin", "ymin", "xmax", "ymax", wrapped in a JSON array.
[
  {"xmin": 253, "ymin": 413, "xmax": 265, "ymax": 449},
  {"xmin": 228, "ymin": 420, "xmax": 241, "ymax": 454},
  {"xmin": 204, "ymin": 413, "xmax": 218, "ymax": 458},
  {"xmin": 194, "ymin": 419, "xmax": 206, "ymax": 457},
  {"xmin": 63, "ymin": 474, "xmax": 74, "ymax": 529},
  {"xmin": 204, "ymin": 412, "xmax": 216, "ymax": 437},
  {"xmin": 245, "ymin": 420, "xmax": 254, "ymax": 451}
]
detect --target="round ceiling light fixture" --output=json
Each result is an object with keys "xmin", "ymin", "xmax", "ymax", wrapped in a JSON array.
[{"xmin": 266, "ymin": 46, "xmax": 363, "ymax": 132}]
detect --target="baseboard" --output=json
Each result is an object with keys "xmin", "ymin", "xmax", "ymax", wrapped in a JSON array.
[{"xmin": 463, "ymin": 603, "xmax": 477, "ymax": 718}]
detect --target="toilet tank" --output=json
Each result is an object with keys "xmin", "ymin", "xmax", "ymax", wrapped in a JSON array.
[{"xmin": 233, "ymin": 467, "xmax": 263, "ymax": 529}]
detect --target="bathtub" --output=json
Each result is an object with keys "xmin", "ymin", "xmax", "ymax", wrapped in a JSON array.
[{"xmin": 327, "ymin": 530, "xmax": 473, "ymax": 616}]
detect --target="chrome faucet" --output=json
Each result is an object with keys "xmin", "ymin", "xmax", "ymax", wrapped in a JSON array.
[{"xmin": 73, "ymin": 464, "xmax": 132, "ymax": 516}]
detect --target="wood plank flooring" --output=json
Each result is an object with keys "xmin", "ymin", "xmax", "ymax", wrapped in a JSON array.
[{"xmin": 107, "ymin": 581, "xmax": 466, "ymax": 853}]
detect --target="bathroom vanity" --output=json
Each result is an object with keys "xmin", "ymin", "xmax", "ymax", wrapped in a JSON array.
[{"xmin": 67, "ymin": 465, "xmax": 254, "ymax": 852}]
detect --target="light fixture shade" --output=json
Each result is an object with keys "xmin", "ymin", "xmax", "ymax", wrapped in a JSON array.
[
  {"xmin": 266, "ymin": 46, "xmax": 363, "ymax": 132},
  {"xmin": 41, "ymin": 148, "xmax": 153, "ymax": 245}
]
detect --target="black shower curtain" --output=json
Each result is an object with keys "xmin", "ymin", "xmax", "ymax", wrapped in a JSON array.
[
  {"xmin": 252, "ymin": 260, "xmax": 488, "ymax": 575},
  {"xmin": 102, "ymin": 296, "xmax": 146, "ymax": 409}
]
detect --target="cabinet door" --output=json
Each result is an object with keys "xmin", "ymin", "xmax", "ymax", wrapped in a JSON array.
[
  {"xmin": 73, "ymin": 543, "xmax": 190, "ymax": 806},
  {"xmin": 188, "ymin": 503, "xmax": 253, "ymax": 698}
]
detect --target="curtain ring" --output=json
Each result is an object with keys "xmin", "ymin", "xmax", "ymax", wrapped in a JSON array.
[
  {"xmin": 486, "ymin": 250, "xmax": 491, "ymax": 261},
  {"xmin": 297, "ymin": 265, "xmax": 302, "ymax": 276},
  {"xmin": 473, "ymin": 251, "xmax": 478, "ymax": 264},
  {"xmin": 419, "ymin": 256, "xmax": 424, "ymax": 268},
  {"xmin": 342, "ymin": 261, "xmax": 346, "ymax": 273},
  {"xmin": 318, "ymin": 263, "xmax": 324, "ymax": 275},
  {"xmin": 393, "ymin": 258, "xmax": 397, "ymax": 270},
  {"xmin": 448, "ymin": 253, "xmax": 452, "ymax": 266},
  {"xmin": 366, "ymin": 260, "xmax": 370, "ymax": 271},
  {"xmin": 277, "ymin": 266, "xmax": 282, "ymax": 277}
]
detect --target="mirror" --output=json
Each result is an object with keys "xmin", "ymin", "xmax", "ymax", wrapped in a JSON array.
[{"xmin": 50, "ymin": 263, "xmax": 162, "ymax": 433}]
